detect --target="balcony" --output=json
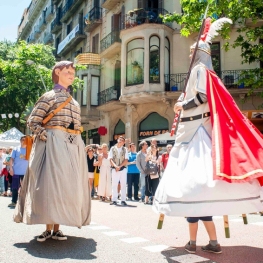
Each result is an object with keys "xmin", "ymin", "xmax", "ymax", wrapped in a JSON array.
[
  {"xmin": 43, "ymin": 33, "xmax": 54, "ymax": 45},
  {"xmin": 97, "ymin": 86, "xmax": 122, "ymax": 111},
  {"xmin": 102, "ymin": 0, "xmax": 120, "ymax": 10},
  {"xmin": 45, "ymin": 5, "xmax": 54, "ymax": 22},
  {"xmin": 39, "ymin": 16, "xmax": 46, "ymax": 31},
  {"xmin": 123, "ymin": 8, "xmax": 173, "ymax": 29},
  {"xmin": 164, "ymin": 69, "xmax": 254, "ymax": 95},
  {"xmin": 100, "ymin": 31, "xmax": 121, "ymax": 59},
  {"xmin": 57, "ymin": 23, "xmax": 86, "ymax": 56},
  {"xmin": 61, "ymin": 0, "xmax": 83, "ymax": 23},
  {"xmin": 75, "ymin": 53, "xmax": 101, "ymax": 66},
  {"xmin": 84, "ymin": 7, "xmax": 102, "ymax": 33},
  {"xmin": 28, "ymin": 34, "xmax": 35, "ymax": 43},
  {"xmin": 28, "ymin": 0, "xmax": 46, "ymax": 21},
  {"xmin": 51, "ymin": 16, "xmax": 62, "ymax": 34},
  {"xmin": 34, "ymin": 27, "xmax": 41, "ymax": 39},
  {"xmin": 52, "ymin": 0, "xmax": 60, "ymax": 5}
]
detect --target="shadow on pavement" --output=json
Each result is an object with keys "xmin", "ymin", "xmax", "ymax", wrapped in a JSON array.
[
  {"xmin": 161, "ymin": 245, "xmax": 263, "ymax": 263},
  {"xmin": 14, "ymin": 236, "xmax": 97, "ymax": 260}
]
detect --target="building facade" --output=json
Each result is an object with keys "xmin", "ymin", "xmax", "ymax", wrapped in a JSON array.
[{"xmin": 18, "ymin": 0, "xmax": 263, "ymax": 146}]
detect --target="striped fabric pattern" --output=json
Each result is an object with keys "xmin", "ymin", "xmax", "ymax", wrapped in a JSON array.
[{"xmin": 28, "ymin": 89, "xmax": 81, "ymax": 136}]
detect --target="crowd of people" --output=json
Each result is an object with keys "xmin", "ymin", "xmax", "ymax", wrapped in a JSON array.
[
  {"xmin": 0, "ymin": 134, "xmax": 173, "ymax": 209},
  {"xmin": 0, "ymin": 136, "xmax": 28, "ymax": 207},
  {"xmin": 85, "ymin": 137, "xmax": 173, "ymax": 206}
]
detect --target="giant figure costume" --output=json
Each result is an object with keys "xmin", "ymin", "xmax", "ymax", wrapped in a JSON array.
[
  {"xmin": 153, "ymin": 18, "xmax": 263, "ymax": 217},
  {"xmin": 14, "ymin": 61, "xmax": 91, "ymax": 227}
]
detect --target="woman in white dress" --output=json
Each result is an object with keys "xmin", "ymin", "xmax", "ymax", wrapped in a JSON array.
[{"xmin": 96, "ymin": 144, "xmax": 112, "ymax": 201}]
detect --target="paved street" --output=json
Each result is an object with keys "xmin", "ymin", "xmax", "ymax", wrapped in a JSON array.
[{"xmin": 1, "ymin": 196, "xmax": 263, "ymax": 263}]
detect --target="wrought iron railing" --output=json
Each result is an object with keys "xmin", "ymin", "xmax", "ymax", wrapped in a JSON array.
[
  {"xmin": 164, "ymin": 69, "xmax": 253, "ymax": 91},
  {"xmin": 39, "ymin": 16, "xmax": 46, "ymax": 29},
  {"xmin": 100, "ymin": 31, "xmax": 121, "ymax": 53},
  {"xmin": 45, "ymin": 5, "xmax": 54, "ymax": 20},
  {"xmin": 51, "ymin": 16, "xmax": 61, "ymax": 31},
  {"xmin": 98, "ymin": 86, "xmax": 120, "ymax": 105},
  {"xmin": 61, "ymin": 0, "xmax": 74, "ymax": 18},
  {"xmin": 43, "ymin": 33, "xmax": 53, "ymax": 44},
  {"xmin": 28, "ymin": 34, "xmax": 35, "ymax": 43},
  {"xmin": 124, "ymin": 8, "xmax": 172, "ymax": 29},
  {"xmin": 34, "ymin": 26, "xmax": 41, "ymax": 38},
  {"xmin": 84, "ymin": 7, "xmax": 102, "ymax": 24},
  {"xmin": 61, "ymin": 0, "xmax": 81, "ymax": 19}
]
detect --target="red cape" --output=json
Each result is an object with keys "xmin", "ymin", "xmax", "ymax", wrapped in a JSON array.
[{"xmin": 206, "ymin": 70, "xmax": 263, "ymax": 186}]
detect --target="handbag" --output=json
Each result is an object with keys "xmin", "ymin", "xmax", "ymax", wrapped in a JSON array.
[
  {"xmin": 145, "ymin": 160, "xmax": 158, "ymax": 175},
  {"xmin": 0, "ymin": 167, "xmax": 8, "ymax": 177},
  {"xmin": 25, "ymin": 96, "xmax": 72, "ymax": 160},
  {"xmin": 94, "ymin": 166, "xmax": 100, "ymax": 188}
]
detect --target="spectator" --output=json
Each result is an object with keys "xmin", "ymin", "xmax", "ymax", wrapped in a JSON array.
[
  {"xmin": 8, "ymin": 136, "xmax": 28, "ymax": 207},
  {"xmin": 109, "ymin": 136, "xmax": 128, "ymax": 206},
  {"xmin": 93, "ymin": 145, "xmax": 102, "ymax": 198},
  {"xmin": 160, "ymin": 144, "xmax": 172, "ymax": 172},
  {"xmin": 96, "ymin": 143, "xmax": 111, "ymax": 201},
  {"xmin": 127, "ymin": 143, "xmax": 140, "ymax": 201},
  {"xmin": 144, "ymin": 144, "xmax": 160, "ymax": 205},
  {"xmin": 136, "ymin": 140, "xmax": 148, "ymax": 202},
  {"xmin": 2, "ymin": 147, "xmax": 13, "ymax": 197},
  {"xmin": 0, "ymin": 147, "xmax": 6, "ymax": 195},
  {"xmin": 86, "ymin": 147, "xmax": 96, "ymax": 193}
]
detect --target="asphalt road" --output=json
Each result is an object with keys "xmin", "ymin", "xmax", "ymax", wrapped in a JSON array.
[{"xmin": 1, "ymin": 196, "xmax": 263, "ymax": 263}]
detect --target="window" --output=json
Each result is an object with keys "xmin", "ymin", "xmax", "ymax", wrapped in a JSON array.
[
  {"xmin": 127, "ymin": 38, "xmax": 144, "ymax": 85},
  {"xmin": 149, "ymin": 35, "xmax": 160, "ymax": 83},
  {"xmin": 211, "ymin": 42, "xmax": 221, "ymax": 75},
  {"xmin": 260, "ymin": 39, "xmax": 263, "ymax": 69},
  {"xmin": 73, "ymin": 90, "xmax": 78, "ymax": 101},
  {"xmin": 67, "ymin": 22, "xmax": 72, "ymax": 34},
  {"xmin": 92, "ymin": 34, "xmax": 99, "ymax": 53},
  {"xmin": 91, "ymin": 76, "xmax": 99, "ymax": 106},
  {"xmin": 164, "ymin": 37, "xmax": 170, "ymax": 76},
  {"xmin": 82, "ymin": 76, "xmax": 87, "ymax": 106},
  {"xmin": 120, "ymin": 5, "xmax": 125, "ymax": 30}
]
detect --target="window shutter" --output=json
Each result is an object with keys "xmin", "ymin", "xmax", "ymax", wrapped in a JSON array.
[
  {"xmin": 111, "ymin": 14, "xmax": 120, "ymax": 31},
  {"xmin": 82, "ymin": 76, "xmax": 87, "ymax": 106},
  {"xmin": 158, "ymin": 0, "xmax": 163, "ymax": 9},
  {"xmin": 91, "ymin": 76, "xmax": 99, "ymax": 106},
  {"xmin": 92, "ymin": 34, "xmax": 99, "ymax": 53},
  {"xmin": 138, "ymin": 0, "xmax": 145, "ymax": 9},
  {"xmin": 120, "ymin": 5, "xmax": 125, "ymax": 30}
]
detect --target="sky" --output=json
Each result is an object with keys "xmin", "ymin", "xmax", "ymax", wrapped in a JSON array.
[{"xmin": 0, "ymin": 0, "xmax": 32, "ymax": 42}]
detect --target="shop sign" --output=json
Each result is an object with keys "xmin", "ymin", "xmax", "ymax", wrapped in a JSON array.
[
  {"xmin": 139, "ymin": 129, "xmax": 169, "ymax": 137},
  {"xmin": 88, "ymin": 128, "xmax": 99, "ymax": 139}
]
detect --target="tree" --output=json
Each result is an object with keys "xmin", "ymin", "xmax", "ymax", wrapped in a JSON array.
[
  {"xmin": 0, "ymin": 40, "xmax": 83, "ymax": 133},
  {"xmin": 162, "ymin": 0, "xmax": 263, "ymax": 98}
]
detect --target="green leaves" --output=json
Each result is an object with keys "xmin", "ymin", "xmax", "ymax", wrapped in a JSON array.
[
  {"xmin": 161, "ymin": 0, "xmax": 263, "ymax": 104},
  {"xmin": 0, "ymin": 41, "xmax": 83, "ymax": 132}
]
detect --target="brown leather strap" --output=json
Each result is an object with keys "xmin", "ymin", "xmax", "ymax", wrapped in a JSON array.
[
  {"xmin": 42, "ymin": 96, "xmax": 72, "ymax": 125},
  {"xmin": 44, "ymin": 125, "xmax": 81, "ymax": 134}
]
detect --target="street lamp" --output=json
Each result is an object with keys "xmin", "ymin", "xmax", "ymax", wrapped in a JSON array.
[{"xmin": 26, "ymin": 60, "xmax": 47, "ymax": 92}]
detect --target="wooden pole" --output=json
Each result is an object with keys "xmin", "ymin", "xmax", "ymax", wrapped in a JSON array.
[
  {"xmin": 242, "ymin": 214, "xmax": 248, "ymax": 224},
  {"xmin": 223, "ymin": 215, "xmax": 230, "ymax": 238},
  {"xmin": 157, "ymin": 213, "xmax": 165, "ymax": 229},
  {"xmin": 157, "ymin": 4, "xmax": 209, "ymax": 230}
]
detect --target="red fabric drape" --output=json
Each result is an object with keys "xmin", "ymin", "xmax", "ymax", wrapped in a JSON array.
[{"xmin": 206, "ymin": 70, "xmax": 263, "ymax": 186}]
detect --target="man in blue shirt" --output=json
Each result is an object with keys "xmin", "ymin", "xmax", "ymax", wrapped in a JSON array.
[
  {"xmin": 8, "ymin": 136, "xmax": 28, "ymax": 207},
  {"xmin": 127, "ymin": 143, "xmax": 140, "ymax": 201}
]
